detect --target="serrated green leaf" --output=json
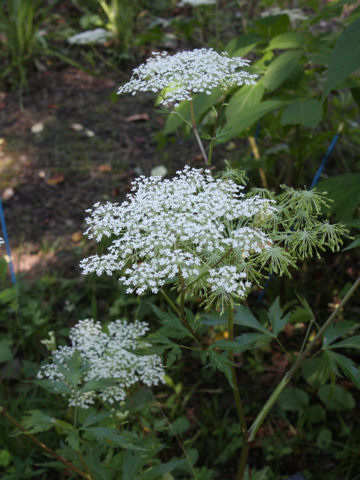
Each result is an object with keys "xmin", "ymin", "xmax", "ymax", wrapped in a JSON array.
[
  {"xmin": 263, "ymin": 50, "xmax": 303, "ymax": 91},
  {"xmin": 79, "ymin": 377, "xmax": 118, "ymax": 394},
  {"xmin": 318, "ymin": 384, "xmax": 355, "ymax": 411},
  {"xmin": 81, "ymin": 411, "xmax": 111, "ymax": 429},
  {"xmin": 233, "ymin": 333, "xmax": 271, "ymax": 351},
  {"xmin": 266, "ymin": 33, "xmax": 305, "ymax": 51},
  {"xmin": 323, "ymin": 19, "xmax": 360, "ymax": 99},
  {"xmin": 234, "ymin": 306, "xmax": 272, "ymax": 335},
  {"xmin": 206, "ymin": 350, "xmax": 235, "ymax": 389},
  {"xmin": 323, "ymin": 321, "xmax": 357, "ymax": 347},
  {"xmin": 268, "ymin": 297, "xmax": 291, "ymax": 337},
  {"xmin": 22, "ymin": 410, "xmax": 56, "ymax": 434},
  {"xmin": 327, "ymin": 351, "xmax": 360, "ymax": 389},
  {"xmin": 342, "ymin": 236, "xmax": 360, "ymax": 251},
  {"xmin": 277, "ymin": 387, "xmax": 309, "ymax": 411},
  {"xmin": 36, "ymin": 378, "xmax": 73, "ymax": 396},
  {"xmin": 281, "ymin": 99, "xmax": 322, "ymax": 128},
  {"xmin": 328, "ymin": 335, "xmax": 360, "ymax": 350},
  {"xmin": 301, "ymin": 354, "xmax": 332, "ymax": 388},
  {"xmin": 86, "ymin": 427, "xmax": 144, "ymax": 450}
]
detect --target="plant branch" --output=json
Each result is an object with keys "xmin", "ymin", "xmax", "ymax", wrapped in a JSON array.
[
  {"xmin": 248, "ymin": 276, "xmax": 360, "ymax": 442},
  {"xmin": 228, "ymin": 303, "xmax": 249, "ymax": 480},
  {"xmin": 190, "ymin": 99, "xmax": 209, "ymax": 166},
  {"xmin": 178, "ymin": 269, "xmax": 203, "ymax": 347},
  {"xmin": 0, "ymin": 406, "xmax": 91, "ymax": 479}
]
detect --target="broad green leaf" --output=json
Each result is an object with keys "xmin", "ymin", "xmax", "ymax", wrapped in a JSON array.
[
  {"xmin": 329, "ymin": 335, "xmax": 360, "ymax": 350},
  {"xmin": 268, "ymin": 297, "xmax": 290, "ymax": 336},
  {"xmin": 281, "ymin": 99, "xmax": 323, "ymax": 128},
  {"xmin": 277, "ymin": 387, "xmax": 309, "ymax": 411},
  {"xmin": 36, "ymin": 378, "xmax": 73, "ymax": 396},
  {"xmin": 254, "ymin": 15, "xmax": 290, "ymax": 38},
  {"xmin": 318, "ymin": 384, "xmax": 355, "ymax": 411},
  {"xmin": 0, "ymin": 340, "xmax": 12, "ymax": 363},
  {"xmin": 217, "ymin": 99, "xmax": 287, "ymax": 142},
  {"xmin": 234, "ymin": 306, "xmax": 271, "ymax": 335},
  {"xmin": 225, "ymin": 82, "xmax": 265, "ymax": 121},
  {"xmin": 263, "ymin": 51, "xmax": 303, "ymax": 91},
  {"xmin": 81, "ymin": 411, "xmax": 111, "ymax": 429},
  {"xmin": 206, "ymin": 350, "xmax": 235, "ymax": 389},
  {"xmin": 327, "ymin": 351, "xmax": 360, "ymax": 389},
  {"xmin": 323, "ymin": 321, "xmax": 358, "ymax": 347},
  {"xmin": 317, "ymin": 173, "xmax": 360, "ymax": 221},
  {"xmin": 226, "ymin": 34, "xmax": 262, "ymax": 57},
  {"xmin": 266, "ymin": 33, "xmax": 305, "ymax": 51},
  {"xmin": 168, "ymin": 417, "xmax": 190, "ymax": 436},
  {"xmin": 301, "ymin": 354, "xmax": 332, "ymax": 388},
  {"xmin": 303, "ymin": 405, "xmax": 325, "ymax": 423},
  {"xmin": 322, "ymin": 19, "xmax": 360, "ymax": 99},
  {"xmin": 163, "ymin": 87, "xmax": 222, "ymax": 135},
  {"xmin": 316, "ymin": 428, "xmax": 332, "ymax": 449},
  {"xmin": 86, "ymin": 427, "xmax": 144, "ymax": 450}
]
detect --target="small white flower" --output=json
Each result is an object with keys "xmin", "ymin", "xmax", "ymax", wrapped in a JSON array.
[
  {"xmin": 67, "ymin": 28, "xmax": 113, "ymax": 45},
  {"xmin": 0, "ymin": 237, "xmax": 4, "ymax": 245},
  {"xmin": 117, "ymin": 48, "xmax": 257, "ymax": 107},
  {"xmin": 38, "ymin": 319, "xmax": 165, "ymax": 408}
]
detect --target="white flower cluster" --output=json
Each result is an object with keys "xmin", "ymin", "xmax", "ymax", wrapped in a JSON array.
[
  {"xmin": 0, "ymin": 237, "xmax": 4, "ymax": 245},
  {"xmin": 67, "ymin": 28, "xmax": 113, "ymax": 45},
  {"xmin": 81, "ymin": 166, "xmax": 276, "ymax": 300},
  {"xmin": 38, "ymin": 319, "xmax": 165, "ymax": 408},
  {"xmin": 260, "ymin": 7, "xmax": 308, "ymax": 23},
  {"xmin": 179, "ymin": 0, "xmax": 216, "ymax": 6},
  {"xmin": 117, "ymin": 48, "xmax": 257, "ymax": 107}
]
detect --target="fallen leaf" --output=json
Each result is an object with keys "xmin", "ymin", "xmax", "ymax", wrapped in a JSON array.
[
  {"xmin": 71, "ymin": 231, "xmax": 82, "ymax": 242},
  {"xmin": 47, "ymin": 173, "xmax": 64, "ymax": 185},
  {"xmin": 124, "ymin": 113, "xmax": 149, "ymax": 122},
  {"xmin": 2, "ymin": 187, "xmax": 14, "ymax": 200},
  {"xmin": 31, "ymin": 122, "xmax": 44, "ymax": 134},
  {"xmin": 70, "ymin": 123, "xmax": 84, "ymax": 131},
  {"xmin": 98, "ymin": 164, "xmax": 112, "ymax": 172}
]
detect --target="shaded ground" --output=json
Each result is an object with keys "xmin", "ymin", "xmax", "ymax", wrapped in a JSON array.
[{"xmin": 0, "ymin": 67, "xmax": 202, "ymax": 272}]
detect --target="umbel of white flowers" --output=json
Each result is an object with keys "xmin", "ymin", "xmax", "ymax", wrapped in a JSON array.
[
  {"xmin": 117, "ymin": 48, "xmax": 257, "ymax": 107},
  {"xmin": 38, "ymin": 319, "xmax": 165, "ymax": 408},
  {"xmin": 80, "ymin": 166, "xmax": 346, "ymax": 309}
]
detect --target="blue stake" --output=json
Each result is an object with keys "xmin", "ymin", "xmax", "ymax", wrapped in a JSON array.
[
  {"xmin": 0, "ymin": 197, "xmax": 16, "ymax": 284},
  {"xmin": 256, "ymin": 123, "xmax": 343, "ymax": 303}
]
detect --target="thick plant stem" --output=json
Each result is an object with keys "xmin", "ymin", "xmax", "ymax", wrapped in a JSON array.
[
  {"xmin": 189, "ymin": 99, "xmax": 209, "ymax": 166},
  {"xmin": 248, "ymin": 276, "xmax": 360, "ymax": 442},
  {"xmin": 228, "ymin": 304, "xmax": 250, "ymax": 480},
  {"xmin": 0, "ymin": 406, "xmax": 91, "ymax": 479}
]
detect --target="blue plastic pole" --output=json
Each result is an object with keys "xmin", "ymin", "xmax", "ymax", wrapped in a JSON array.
[{"xmin": 0, "ymin": 197, "xmax": 16, "ymax": 284}]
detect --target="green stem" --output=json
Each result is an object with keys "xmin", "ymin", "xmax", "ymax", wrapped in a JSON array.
[
  {"xmin": 160, "ymin": 288, "xmax": 180, "ymax": 315},
  {"xmin": 248, "ymin": 276, "xmax": 360, "ymax": 442},
  {"xmin": 0, "ymin": 406, "xmax": 91, "ymax": 479},
  {"xmin": 178, "ymin": 269, "xmax": 203, "ymax": 347},
  {"xmin": 228, "ymin": 304, "xmax": 249, "ymax": 480},
  {"xmin": 189, "ymin": 99, "xmax": 209, "ymax": 166}
]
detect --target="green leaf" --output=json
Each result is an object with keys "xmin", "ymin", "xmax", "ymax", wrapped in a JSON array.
[
  {"xmin": 36, "ymin": 378, "xmax": 73, "ymax": 396},
  {"xmin": 234, "ymin": 333, "xmax": 271, "ymax": 351},
  {"xmin": 206, "ymin": 350, "xmax": 235, "ymax": 389},
  {"xmin": 0, "ymin": 340, "xmax": 12, "ymax": 363},
  {"xmin": 168, "ymin": 417, "xmax": 190, "ymax": 436},
  {"xmin": 327, "ymin": 351, "xmax": 360, "ymax": 389},
  {"xmin": 281, "ymin": 99, "xmax": 323, "ymax": 128},
  {"xmin": 322, "ymin": 19, "xmax": 360, "ymax": 99},
  {"xmin": 226, "ymin": 34, "xmax": 262, "ymax": 57},
  {"xmin": 163, "ymin": 87, "xmax": 222, "ymax": 135},
  {"xmin": 254, "ymin": 15, "xmax": 290, "ymax": 38},
  {"xmin": 268, "ymin": 297, "xmax": 291, "ymax": 336},
  {"xmin": 86, "ymin": 427, "xmax": 144, "ymax": 450},
  {"xmin": 79, "ymin": 377, "xmax": 118, "ymax": 394},
  {"xmin": 329, "ymin": 335, "xmax": 360, "ymax": 350},
  {"xmin": 301, "ymin": 354, "xmax": 332, "ymax": 388},
  {"xmin": 323, "ymin": 321, "xmax": 358, "ymax": 347},
  {"xmin": 144, "ymin": 460, "xmax": 187, "ymax": 480},
  {"xmin": 263, "ymin": 51, "xmax": 303, "ymax": 91},
  {"xmin": 317, "ymin": 173, "xmax": 360, "ymax": 221},
  {"xmin": 318, "ymin": 384, "xmax": 355, "ymax": 411},
  {"xmin": 277, "ymin": 387, "xmax": 309, "ymax": 411},
  {"xmin": 22, "ymin": 410, "xmax": 55, "ymax": 434},
  {"xmin": 218, "ymin": 99, "xmax": 287, "ymax": 142},
  {"xmin": 225, "ymin": 82, "xmax": 265, "ymax": 121},
  {"xmin": 342, "ymin": 236, "xmax": 360, "ymax": 251},
  {"xmin": 304, "ymin": 405, "xmax": 325, "ymax": 423},
  {"xmin": 266, "ymin": 33, "xmax": 306, "ymax": 51},
  {"xmin": 234, "ymin": 306, "xmax": 272, "ymax": 335},
  {"xmin": 81, "ymin": 411, "xmax": 111, "ymax": 429},
  {"xmin": 316, "ymin": 428, "xmax": 332, "ymax": 449}
]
